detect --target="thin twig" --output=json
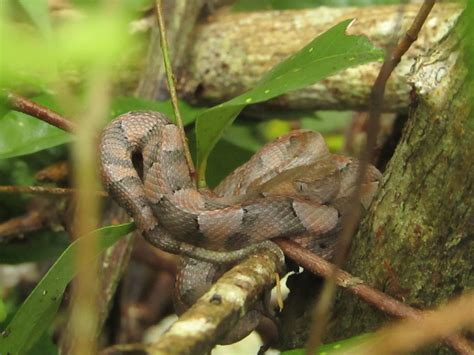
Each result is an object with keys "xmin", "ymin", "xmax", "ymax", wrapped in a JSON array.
[
  {"xmin": 275, "ymin": 239, "xmax": 473, "ymax": 354},
  {"xmin": 6, "ymin": 93, "xmax": 78, "ymax": 133},
  {"xmin": 0, "ymin": 185, "xmax": 108, "ymax": 197},
  {"xmin": 305, "ymin": 1, "xmax": 437, "ymax": 352},
  {"xmin": 154, "ymin": 0, "xmax": 196, "ymax": 180}
]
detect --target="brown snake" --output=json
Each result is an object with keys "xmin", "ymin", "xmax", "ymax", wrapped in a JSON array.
[{"xmin": 99, "ymin": 111, "xmax": 381, "ymax": 343}]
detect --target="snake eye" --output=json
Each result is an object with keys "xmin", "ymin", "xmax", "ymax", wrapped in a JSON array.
[{"xmin": 295, "ymin": 181, "xmax": 307, "ymax": 193}]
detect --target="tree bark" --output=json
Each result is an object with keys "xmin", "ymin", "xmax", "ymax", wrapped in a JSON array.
[
  {"xmin": 327, "ymin": 9, "xmax": 473, "ymax": 353},
  {"xmin": 176, "ymin": 3, "xmax": 461, "ymax": 112}
]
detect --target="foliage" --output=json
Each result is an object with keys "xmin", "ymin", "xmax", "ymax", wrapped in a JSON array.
[
  {"xmin": 195, "ymin": 20, "xmax": 382, "ymax": 185},
  {"xmin": 282, "ymin": 334, "xmax": 372, "ymax": 354},
  {"xmin": 0, "ymin": 223, "xmax": 133, "ymax": 354},
  {"xmin": 0, "ymin": 95, "xmax": 71, "ymax": 159}
]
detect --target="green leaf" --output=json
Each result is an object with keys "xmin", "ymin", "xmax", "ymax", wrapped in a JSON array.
[
  {"xmin": 0, "ymin": 299, "xmax": 6, "ymax": 323},
  {"xmin": 0, "ymin": 96, "xmax": 72, "ymax": 159},
  {"xmin": 282, "ymin": 333, "xmax": 372, "ymax": 354},
  {"xmin": 259, "ymin": 119, "xmax": 293, "ymax": 141},
  {"xmin": 300, "ymin": 111, "xmax": 353, "ymax": 133},
  {"xmin": 0, "ymin": 231, "xmax": 69, "ymax": 264},
  {"xmin": 195, "ymin": 19, "xmax": 383, "ymax": 185},
  {"xmin": 18, "ymin": 0, "xmax": 53, "ymax": 40},
  {"xmin": 222, "ymin": 122, "xmax": 263, "ymax": 153},
  {"xmin": 0, "ymin": 223, "xmax": 134, "ymax": 355},
  {"xmin": 187, "ymin": 127, "xmax": 255, "ymax": 188},
  {"xmin": 0, "ymin": 10, "xmax": 133, "ymax": 89},
  {"xmin": 0, "ymin": 94, "xmax": 206, "ymax": 160},
  {"xmin": 28, "ymin": 333, "xmax": 58, "ymax": 355}
]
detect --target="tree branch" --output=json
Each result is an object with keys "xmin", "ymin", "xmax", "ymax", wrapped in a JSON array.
[
  {"xmin": 6, "ymin": 93, "xmax": 77, "ymax": 133},
  {"xmin": 147, "ymin": 250, "xmax": 281, "ymax": 354}
]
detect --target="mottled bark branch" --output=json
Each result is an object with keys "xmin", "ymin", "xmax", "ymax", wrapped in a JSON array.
[
  {"xmin": 147, "ymin": 250, "xmax": 281, "ymax": 354},
  {"xmin": 177, "ymin": 3, "xmax": 461, "ymax": 112}
]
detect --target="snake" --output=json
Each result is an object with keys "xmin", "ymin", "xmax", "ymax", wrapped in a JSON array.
[{"xmin": 99, "ymin": 111, "xmax": 381, "ymax": 343}]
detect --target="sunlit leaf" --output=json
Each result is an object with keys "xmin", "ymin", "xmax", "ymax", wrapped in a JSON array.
[
  {"xmin": 259, "ymin": 119, "xmax": 292, "ymax": 141},
  {"xmin": 195, "ymin": 19, "xmax": 383, "ymax": 186},
  {"xmin": 0, "ymin": 223, "xmax": 134, "ymax": 354},
  {"xmin": 18, "ymin": 0, "xmax": 53, "ymax": 40},
  {"xmin": 0, "ymin": 10, "xmax": 133, "ymax": 89}
]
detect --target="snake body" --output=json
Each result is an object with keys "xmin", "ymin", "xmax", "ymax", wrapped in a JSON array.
[{"xmin": 100, "ymin": 111, "xmax": 381, "ymax": 343}]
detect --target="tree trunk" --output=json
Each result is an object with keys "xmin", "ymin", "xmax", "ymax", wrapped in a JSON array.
[{"xmin": 327, "ymin": 9, "xmax": 473, "ymax": 353}]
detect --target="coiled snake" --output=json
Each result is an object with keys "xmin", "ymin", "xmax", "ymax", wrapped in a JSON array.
[{"xmin": 99, "ymin": 111, "xmax": 381, "ymax": 343}]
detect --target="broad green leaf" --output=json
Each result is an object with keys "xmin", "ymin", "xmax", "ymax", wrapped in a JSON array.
[
  {"xmin": 0, "ymin": 223, "xmax": 134, "ymax": 355},
  {"xmin": 282, "ymin": 333, "xmax": 372, "ymax": 354},
  {"xmin": 111, "ymin": 96, "xmax": 206, "ymax": 126},
  {"xmin": 0, "ymin": 95, "xmax": 72, "ymax": 159},
  {"xmin": 195, "ymin": 19, "xmax": 383, "ymax": 186}
]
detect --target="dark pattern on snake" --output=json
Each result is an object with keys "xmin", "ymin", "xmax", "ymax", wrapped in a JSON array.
[{"xmin": 100, "ymin": 111, "xmax": 381, "ymax": 343}]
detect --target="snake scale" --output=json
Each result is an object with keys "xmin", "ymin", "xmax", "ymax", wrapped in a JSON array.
[{"xmin": 100, "ymin": 111, "xmax": 381, "ymax": 343}]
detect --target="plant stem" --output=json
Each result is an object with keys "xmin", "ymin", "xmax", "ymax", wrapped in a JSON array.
[{"xmin": 155, "ymin": 0, "xmax": 196, "ymax": 182}]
